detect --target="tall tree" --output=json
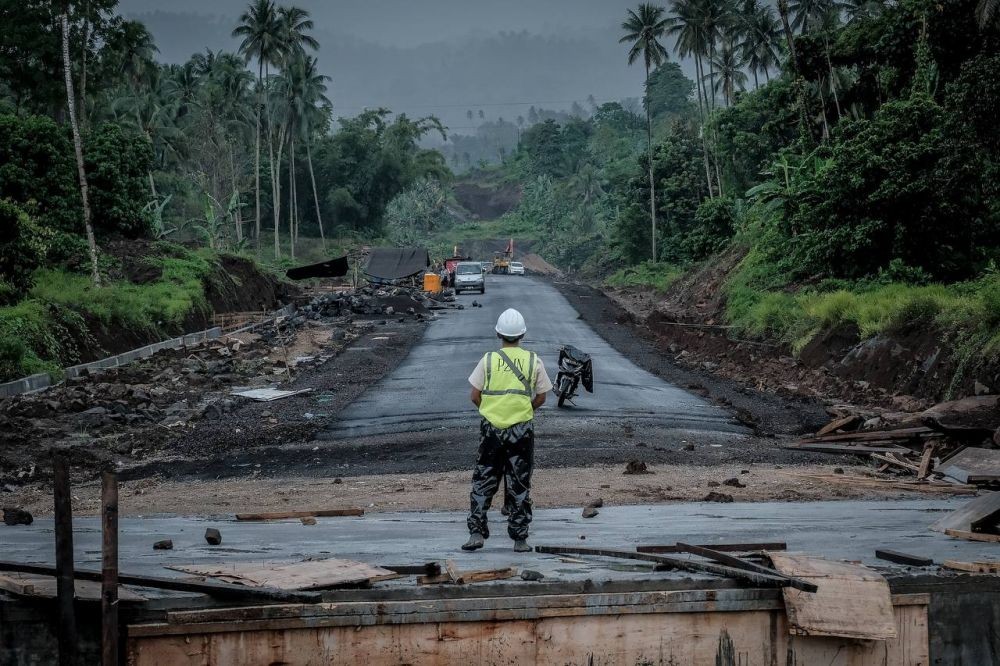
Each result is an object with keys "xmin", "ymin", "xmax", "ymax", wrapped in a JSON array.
[
  {"xmin": 233, "ymin": 0, "xmax": 281, "ymax": 253},
  {"xmin": 740, "ymin": 2, "xmax": 783, "ymax": 86},
  {"xmin": 707, "ymin": 40, "xmax": 748, "ymax": 105},
  {"xmin": 60, "ymin": 8, "xmax": 101, "ymax": 286},
  {"xmin": 621, "ymin": 3, "xmax": 671, "ymax": 261}
]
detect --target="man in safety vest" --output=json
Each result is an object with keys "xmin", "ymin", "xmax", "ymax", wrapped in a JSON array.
[{"xmin": 462, "ymin": 308, "xmax": 552, "ymax": 552}]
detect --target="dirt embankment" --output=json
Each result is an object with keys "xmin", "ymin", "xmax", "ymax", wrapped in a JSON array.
[
  {"xmin": 453, "ymin": 181, "xmax": 521, "ymax": 220},
  {"xmin": 601, "ymin": 249, "xmax": 998, "ymax": 411}
]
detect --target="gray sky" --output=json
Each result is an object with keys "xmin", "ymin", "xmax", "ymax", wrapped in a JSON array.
[{"xmin": 120, "ymin": 0, "xmax": 694, "ymax": 134}]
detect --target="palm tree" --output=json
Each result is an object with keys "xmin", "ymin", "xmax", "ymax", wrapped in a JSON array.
[
  {"xmin": 777, "ymin": 0, "xmax": 799, "ymax": 71},
  {"xmin": 620, "ymin": 3, "xmax": 670, "ymax": 261},
  {"xmin": 233, "ymin": 0, "xmax": 281, "ymax": 253},
  {"xmin": 116, "ymin": 21, "xmax": 159, "ymax": 88},
  {"xmin": 60, "ymin": 9, "xmax": 101, "ymax": 287},
  {"xmin": 843, "ymin": 0, "xmax": 883, "ymax": 22},
  {"xmin": 976, "ymin": 0, "xmax": 998, "ymax": 28},
  {"xmin": 740, "ymin": 2, "xmax": 783, "ymax": 86},
  {"xmin": 707, "ymin": 40, "xmax": 748, "ymax": 105}
]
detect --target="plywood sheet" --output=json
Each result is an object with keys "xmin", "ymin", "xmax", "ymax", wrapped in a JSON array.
[
  {"xmin": 0, "ymin": 573, "xmax": 145, "ymax": 601},
  {"xmin": 929, "ymin": 491, "xmax": 1000, "ymax": 533},
  {"xmin": 168, "ymin": 559, "xmax": 397, "ymax": 591},
  {"xmin": 768, "ymin": 552, "xmax": 897, "ymax": 640},
  {"xmin": 938, "ymin": 448, "xmax": 1000, "ymax": 483}
]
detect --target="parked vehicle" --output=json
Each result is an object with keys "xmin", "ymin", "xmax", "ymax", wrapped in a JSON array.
[
  {"xmin": 509, "ymin": 261, "xmax": 525, "ymax": 275},
  {"xmin": 480, "ymin": 261, "xmax": 492, "ymax": 273},
  {"xmin": 454, "ymin": 261, "xmax": 486, "ymax": 294},
  {"xmin": 554, "ymin": 345, "xmax": 593, "ymax": 407},
  {"xmin": 492, "ymin": 238, "xmax": 515, "ymax": 274}
]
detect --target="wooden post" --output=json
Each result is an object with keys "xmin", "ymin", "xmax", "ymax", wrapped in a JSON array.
[
  {"xmin": 101, "ymin": 471, "xmax": 119, "ymax": 666},
  {"xmin": 53, "ymin": 454, "xmax": 77, "ymax": 666}
]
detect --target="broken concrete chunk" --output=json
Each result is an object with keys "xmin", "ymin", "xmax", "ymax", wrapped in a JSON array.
[
  {"xmin": 2, "ymin": 507, "xmax": 33, "ymax": 526},
  {"xmin": 703, "ymin": 492, "xmax": 734, "ymax": 503},
  {"xmin": 520, "ymin": 569, "xmax": 544, "ymax": 581},
  {"xmin": 204, "ymin": 528, "xmax": 222, "ymax": 545},
  {"xmin": 153, "ymin": 539, "xmax": 173, "ymax": 550},
  {"xmin": 582, "ymin": 507, "xmax": 599, "ymax": 519}
]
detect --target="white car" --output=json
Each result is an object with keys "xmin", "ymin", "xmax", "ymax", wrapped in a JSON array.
[
  {"xmin": 509, "ymin": 262, "xmax": 525, "ymax": 275},
  {"xmin": 454, "ymin": 261, "xmax": 486, "ymax": 294}
]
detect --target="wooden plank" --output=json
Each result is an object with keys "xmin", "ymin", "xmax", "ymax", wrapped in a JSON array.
[
  {"xmin": 768, "ymin": 552, "xmax": 897, "ymax": 640},
  {"xmin": 637, "ymin": 542, "xmax": 786, "ymax": 554},
  {"xmin": 534, "ymin": 545, "xmax": 802, "ymax": 589},
  {"xmin": 938, "ymin": 448, "xmax": 1000, "ymax": 484},
  {"xmin": 101, "ymin": 471, "xmax": 119, "ymax": 666},
  {"xmin": 782, "ymin": 471, "xmax": 978, "ymax": 494},
  {"xmin": 796, "ymin": 427, "xmax": 932, "ymax": 444},
  {"xmin": 0, "ymin": 561, "xmax": 320, "ymax": 603},
  {"xmin": 917, "ymin": 444, "xmax": 936, "ymax": 480},
  {"xmin": 417, "ymin": 567, "xmax": 517, "ymax": 585},
  {"xmin": 942, "ymin": 560, "xmax": 1000, "ymax": 573},
  {"xmin": 167, "ymin": 559, "xmax": 398, "ymax": 590},
  {"xmin": 871, "ymin": 453, "xmax": 920, "ymax": 472},
  {"xmin": 816, "ymin": 414, "xmax": 862, "ymax": 437},
  {"xmin": 445, "ymin": 559, "xmax": 462, "ymax": 584},
  {"xmin": 235, "ymin": 507, "xmax": 364, "ymax": 521},
  {"xmin": 380, "ymin": 563, "xmax": 441, "ymax": 576},
  {"xmin": 0, "ymin": 575, "xmax": 35, "ymax": 596},
  {"xmin": 53, "ymin": 454, "xmax": 77, "ymax": 666},
  {"xmin": 673, "ymin": 543, "xmax": 816, "ymax": 592},
  {"xmin": 875, "ymin": 549, "xmax": 934, "ymax": 567},
  {"xmin": 929, "ymin": 491, "xmax": 1000, "ymax": 533},
  {"xmin": 943, "ymin": 529, "xmax": 1000, "ymax": 543},
  {"xmin": 783, "ymin": 443, "xmax": 914, "ymax": 455}
]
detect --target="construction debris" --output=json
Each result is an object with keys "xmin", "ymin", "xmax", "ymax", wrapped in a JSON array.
[
  {"xmin": 152, "ymin": 540, "xmax": 173, "ymax": 550},
  {"xmin": 235, "ymin": 508, "xmax": 364, "ymax": 521},
  {"xmin": 230, "ymin": 387, "xmax": 315, "ymax": 402},
  {"xmin": 168, "ymin": 559, "xmax": 398, "ymax": 590},
  {"xmin": 942, "ymin": 560, "xmax": 1000, "ymax": 573},
  {"xmin": 703, "ymin": 491, "xmax": 734, "ymax": 503},
  {"xmin": 623, "ymin": 460, "xmax": 650, "ymax": 475},
  {"xmin": 929, "ymin": 492, "xmax": 1000, "ymax": 534},
  {"xmin": 637, "ymin": 542, "xmax": 786, "ymax": 554},
  {"xmin": 582, "ymin": 506, "xmax": 599, "ymax": 518},
  {"xmin": 204, "ymin": 528, "xmax": 222, "ymax": 545},
  {"xmin": 417, "ymin": 566, "xmax": 518, "ymax": 585},
  {"xmin": 520, "ymin": 569, "xmax": 544, "ymax": 581}
]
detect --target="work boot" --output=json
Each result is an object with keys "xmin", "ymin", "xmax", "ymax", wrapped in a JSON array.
[
  {"xmin": 500, "ymin": 505, "xmax": 510, "ymax": 517},
  {"xmin": 461, "ymin": 534, "xmax": 485, "ymax": 551},
  {"xmin": 513, "ymin": 539, "xmax": 531, "ymax": 553}
]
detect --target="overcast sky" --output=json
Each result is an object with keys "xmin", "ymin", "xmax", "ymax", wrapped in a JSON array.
[{"xmin": 120, "ymin": 0, "xmax": 695, "ymax": 134}]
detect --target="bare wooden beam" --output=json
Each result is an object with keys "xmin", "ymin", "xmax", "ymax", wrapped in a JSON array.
[
  {"xmin": 875, "ymin": 549, "xmax": 933, "ymax": 567},
  {"xmin": 534, "ymin": 545, "xmax": 815, "ymax": 591},
  {"xmin": 235, "ymin": 508, "xmax": 364, "ymax": 521},
  {"xmin": 53, "ymin": 454, "xmax": 77, "ymax": 666},
  {"xmin": 673, "ymin": 543, "xmax": 817, "ymax": 592},
  {"xmin": 0, "ymin": 561, "xmax": 321, "ymax": 604},
  {"xmin": 101, "ymin": 471, "xmax": 119, "ymax": 666},
  {"xmin": 637, "ymin": 542, "xmax": 786, "ymax": 554}
]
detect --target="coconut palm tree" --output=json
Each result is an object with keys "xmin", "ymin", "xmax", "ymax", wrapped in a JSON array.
[
  {"xmin": 707, "ymin": 40, "xmax": 748, "ymax": 105},
  {"xmin": 740, "ymin": 2, "xmax": 783, "ymax": 86},
  {"xmin": 620, "ymin": 3, "xmax": 670, "ymax": 261},
  {"xmin": 233, "ymin": 0, "xmax": 282, "ymax": 252},
  {"xmin": 976, "ymin": 0, "xmax": 998, "ymax": 27},
  {"xmin": 59, "ymin": 8, "xmax": 101, "ymax": 286}
]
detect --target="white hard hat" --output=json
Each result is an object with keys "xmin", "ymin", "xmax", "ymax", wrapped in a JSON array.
[{"xmin": 495, "ymin": 308, "xmax": 527, "ymax": 337}]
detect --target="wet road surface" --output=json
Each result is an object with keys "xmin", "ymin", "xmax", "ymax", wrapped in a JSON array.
[{"xmin": 322, "ymin": 275, "xmax": 742, "ymax": 439}]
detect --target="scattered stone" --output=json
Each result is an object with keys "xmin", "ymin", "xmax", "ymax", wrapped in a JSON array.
[
  {"xmin": 153, "ymin": 539, "xmax": 173, "ymax": 550},
  {"xmin": 300, "ymin": 517, "xmax": 317, "ymax": 525},
  {"xmin": 722, "ymin": 477, "xmax": 746, "ymax": 488},
  {"xmin": 600, "ymin": 484, "xmax": 610, "ymax": 489},
  {"xmin": 582, "ymin": 507, "xmax": 599, "ymax": 519},
  {"xmin": 204, "ymin": 528, "xmax": 222, "ymax": 545},
  {"xmin": 586, "ymin": 498, "xmax": 603, "ymax": 508},
  {"xmin": 579, "ymin": 535, "xmax": 586, "ymax": 540},
  {"xmin": 707, "ymin": 480, "xmax": 720, "ymax": 488},
  {"xmin": 333, "ymin": 477, "xmax": 343, "ymax": 484},
  {"xmin": 520, "ymin": 569, "xmax": 544, "ymax": 581},
  {"xmin": 623, "ymin": 460, "xmax": 649, "ymax": 475},
  {"xmin": 2, "ymin": 507, "xmax": 33, "ymax": 526},
  {"xmin": 703, "ymin": 491, "xmax": 734, "ymax": 503},
  {"xmin": 740, "ymin": 469, "xmax": 750, "ymax": 475},
  {"xmin": 833, "ymin": 467, "xmax": 845, "ymax": 475},
  {"xmin": 682, "ymin": 444, "xmax": 695, "ymax": 452}
]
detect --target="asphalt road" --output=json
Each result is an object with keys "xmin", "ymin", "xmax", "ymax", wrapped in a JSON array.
[{"xmin": 324, "ymin": 275, "xmax": 741, "ymax": 439}]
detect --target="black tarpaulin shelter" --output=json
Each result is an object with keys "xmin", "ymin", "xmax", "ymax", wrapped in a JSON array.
[
  {"xmin": 363, "ymin": 247, "xmax": 430, "ymax": 281},
  {"xmin": 285, "ymin": 256, "xmax": 350, "ymax": 281}
]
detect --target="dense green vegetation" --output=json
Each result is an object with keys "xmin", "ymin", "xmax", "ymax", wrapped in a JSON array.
[
  {"xmin": 443, "ymin": 0, "xmax": 1000, "ymax": 374},
  {"xmin": 0, "ymin": 0, "xmax": 452, "ymax": 381}
]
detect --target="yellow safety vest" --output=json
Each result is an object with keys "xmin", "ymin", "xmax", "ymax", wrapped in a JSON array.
[{"xmin": 479, "ymin": 347, "xmax": 537, "ymax": 429}]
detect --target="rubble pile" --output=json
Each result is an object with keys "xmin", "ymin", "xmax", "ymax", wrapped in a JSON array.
[{"xmin": 301, "ymin": 285, "xmax": 458, "ymax": 320}]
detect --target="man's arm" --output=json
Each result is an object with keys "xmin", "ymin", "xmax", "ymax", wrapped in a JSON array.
[
  {"xmin": 471, "ymin": 387, "xmax": 482, "ymax": 407},
  {"xmin": 531, "ymin": 392, "xmax": 546, "ymax": 410}
]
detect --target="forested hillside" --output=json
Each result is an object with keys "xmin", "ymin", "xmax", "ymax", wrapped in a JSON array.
[{"xmin": 446, "ymin": 0, "xmax": 1000, "ymax": 396}]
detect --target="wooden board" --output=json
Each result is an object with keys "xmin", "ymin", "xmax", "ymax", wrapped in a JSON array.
[
  {"xmin": 417, "ymin": 567, "xmax": 517, "ymax": 585},
  {"xmin": 637, "ymin": 542, "xmax": 786, "ymax": 554},
  {"xmin": 768, "ymin": 553, "xmax": 897, "ymax": 640},
  {"xmin": 235, "ymin": 508, "xmax": 364, "ymax": 520},
  {"xmin": 943, "ymin": 529, "xmax": 1000, "ymax": 543},
  {"xmin": 942, "ymin": 560, "xmax": 1000, "ymax": 573},
  {"xmin": 875, "ymin": 550, "xmax": 934, "ymax": 567},
  {"xmin": 168, "ymin": 559, "xmax": 398, "ymax": 591},
  {"xmin": 0, "ymin": 574, "xmax": 145, "ymax": 601},
  {"xmin": 929, "ymin": 491, "xmax": 1000, "ymax": 533},
  {"xmin": 780, "ymin": 471, "xmax": 977, "ymax": 495},
  {"xmin": 816, "ymin": 414, "xmax": 863, "ymax": 437},
  {"xmin": 938, "ymin": 448, "xmax": 1000, "ymax": 484}
]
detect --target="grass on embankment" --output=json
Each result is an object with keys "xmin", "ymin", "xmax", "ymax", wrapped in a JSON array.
[
  {"xmin": 0, "ymin": 243, "xmax": 222, "ymax": 382},
  {"xmin": 723, "ymin": 250, "xmax": 1000, "ymax": 385},
  {"xmin": 604, "ymin": 262, "xmax": 684, "ymax": 292}
]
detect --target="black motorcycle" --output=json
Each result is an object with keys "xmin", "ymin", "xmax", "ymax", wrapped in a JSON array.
[{"xmin": 554, "ymin": 345, "xmax": 594, "ymax": 407}]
